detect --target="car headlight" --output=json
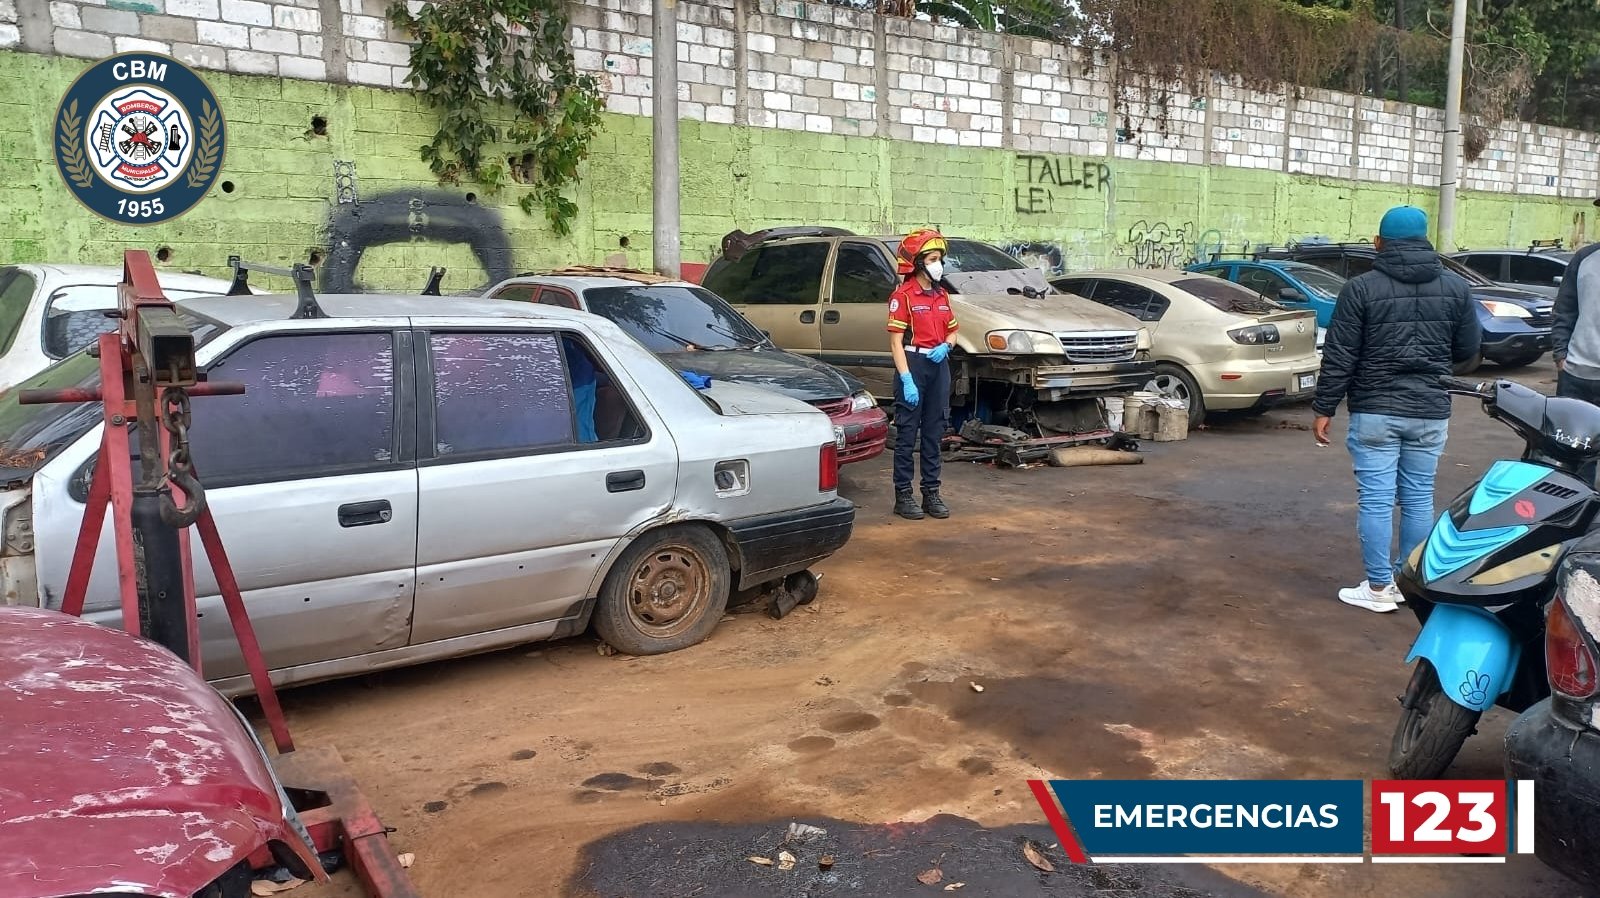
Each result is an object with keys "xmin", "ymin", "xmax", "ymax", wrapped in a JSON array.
[
  {"xmin": 849, "ymin": 390, "xmax": 876, "ymax": 412},
  {"xmin": 1479, "ymin": 300, "xmax": 1532, "ymax": 319},
  {"xmin": 984, "ymin": 329, "xmax": 1058, "ymax": 354},
  {"xmin": 1136, "ymin": 327, "xmax": 1152, "ymax": 351}
]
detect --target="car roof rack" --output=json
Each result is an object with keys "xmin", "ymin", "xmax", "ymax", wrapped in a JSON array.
[
  {"xmin": 545, "ymin": 265, "xmax": 675, "ymax": 284},
  {"xmin": 421, "ymin": 266, "xmax": 446, "ymax": 296},
  {"xmin": 719, "ymin": 226, "xmax": 856, "ymax": 263},
  {"xmin": 1529, "ymin": 239, "xmax": 1565, "ymax": 253},
  {"xmin": 226, "ymin": 255, "xmax": 326, "ymax": 319}
]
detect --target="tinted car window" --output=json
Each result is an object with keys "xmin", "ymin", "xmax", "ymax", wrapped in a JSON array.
[
  {"xmin": 0, "ymin": 269, "xmax": 35, "ymax": 356},
  {"xmin": 1237, "ymin": 267, "xmax": 1290, "ymax": 298},
  {"xmin": 584, "ymin": 285, "xmax": 766, "ymax": 353},
  {"xmin": 44, "ymin": 285, "xmax": 225, "ymax": 360},
  {"xmin": 431, "ymin": 332, "xmax": 572, "ymax": 456},
  {"xmin": 703, "ymin": 242, "xmax": 828, "ymax": 304},
  {"xmin": 1283, "ymin": 264, "xmax": 1346, "ymax": 297},
  {"xmin": 1460, "ymin": 255, "xmax": 1504, "ymax": 280},
  {"xmin": 1052, "ymin": 278, "xmax": 1095, "ymax": 298},
  {"xmin": 192, "ymin": 332, "xmax": 397, "ymax": 484},
  {"xmin": 880, "ymin": 238, "xmax": 1027, "ymax": 274},
  {"xmin": 491, "ymin": 284, "xmax": 538, "ymax": 302},
  {"xmin": 1508, "ymin": 255, "xmax": 1566, "ymax": 284},
  {"xmin": 1341, "ymin": 256, "xmax": 1374, "ymax": 278},
  {"xmin": 0, "ymin": 350, "xmax": 103, "ymax": 478},
  {"xmin": 832, "ymin": 241, "xmax": 899, "ymax": 303},
  {"xmin": 1173, "ymin": 278, "xmax": 1283, "ymax": 314},
  {"xmin": 1090, "ymin": 280, "xmax": 1158, "ymax": 320}
]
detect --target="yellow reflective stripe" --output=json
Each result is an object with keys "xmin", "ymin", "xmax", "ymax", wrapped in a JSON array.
[{"xmin": 886, "ymin": 320, "xmax": 909, "ymax": 330}]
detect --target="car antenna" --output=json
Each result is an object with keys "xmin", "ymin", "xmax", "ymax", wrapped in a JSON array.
[
  {"xmin": 226, "ymin": 254, "xmax": 327, "ymax": 319},
  {"xmin": 421, "ymin": 266, "xmax": 446, "ymax": 296}
]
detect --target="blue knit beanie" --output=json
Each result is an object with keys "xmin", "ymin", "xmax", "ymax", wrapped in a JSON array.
[{"xmin": 1379, "ymin": 206, "xmax": 1429, "ymax": 240}]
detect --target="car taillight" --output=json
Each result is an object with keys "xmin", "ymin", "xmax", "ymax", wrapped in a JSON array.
[
  {"xmin": 1547, "ymin": 595, "xmax": 1598, "ymax": 699},
  {"xmin": 819, "ymin": 443, "xmax": 838, "ymax": 491},
  {"xmin": 1226, "ymin": 324, "xmax": 1281, "ymax": 345}
]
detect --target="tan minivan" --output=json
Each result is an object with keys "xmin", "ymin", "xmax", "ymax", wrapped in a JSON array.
[{"xmin": 702, "ymin": 229, "xmax": 1153, "ymax": 434}]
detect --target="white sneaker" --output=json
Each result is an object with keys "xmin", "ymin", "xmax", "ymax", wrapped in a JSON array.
[{"xmin": 1338, "ymin": 581, "xmax": 1401, "ymax": 613}]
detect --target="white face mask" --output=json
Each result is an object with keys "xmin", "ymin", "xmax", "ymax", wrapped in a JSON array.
[{"xmin": 923, "ymin": 260, "xmax": 944, "ymax": 282}]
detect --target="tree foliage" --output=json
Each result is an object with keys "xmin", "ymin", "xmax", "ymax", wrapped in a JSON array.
[{"xmin": 388, "ymin": 0, "xmax": 604, "ymax": 235}]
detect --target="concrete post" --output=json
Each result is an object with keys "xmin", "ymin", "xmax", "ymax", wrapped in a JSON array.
[
  {"xmin": 652, "ymin": 0, "xmax": 681, "ymax": 278},
  {"xmin": 1438, "ymin": 0, "xmax": 1468, "ymax": 250}
]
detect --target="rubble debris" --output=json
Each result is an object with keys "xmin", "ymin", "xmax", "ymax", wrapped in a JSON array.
[
  {"xmin": 777, "ymin": 850, "xmax": 797, "ymax": 871},
  {"xmin": 916, "ymin": 867, "xmax": 944, "ymax": 885},
  {"xmin": 1022, "ymin": 840, "xmax": 1055, "ymax": 872}
]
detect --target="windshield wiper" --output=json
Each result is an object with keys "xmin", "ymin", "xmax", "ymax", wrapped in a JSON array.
[{"xmin": 704, "ymin": 321, "xmax": 766, "ymax": 349}]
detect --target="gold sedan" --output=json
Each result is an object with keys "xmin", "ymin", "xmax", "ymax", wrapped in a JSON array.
[{"xmin": 1050, "ymin": 270, "xmax": 1321, "ymax": 426}]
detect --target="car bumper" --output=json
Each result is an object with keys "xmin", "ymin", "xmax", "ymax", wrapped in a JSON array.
[
  {"xmin": 1189, "ymin": 359, "xmax": 1320, "ymax": 411},
  {"xmin": 1027, "ymin": 360, "xmax": 1153, "ymax": 397},
  {"xmin": 1481, "ymin": 325, "xmax": 1552, "ymax": 362},
  {"xmin": 831, "ymin": 406, "xmax": 889, "ymax": 466},
  {"xmin": 725, "ymin": 497, "xmax": 855, "ymax": 590},
  {"xmin": 1505, "ymin": 698, "xmax": 1600, "ymax": 889}
]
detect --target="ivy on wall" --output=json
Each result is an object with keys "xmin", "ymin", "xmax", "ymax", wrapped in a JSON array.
[{"xmin": 388, "ymin": 0, "xmax": 603, "ymax": 235}]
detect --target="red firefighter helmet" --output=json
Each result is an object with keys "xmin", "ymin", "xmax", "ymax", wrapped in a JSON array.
[{"xmin": 897, "ymin": 228, "xmax": 949, "ymax": 276}]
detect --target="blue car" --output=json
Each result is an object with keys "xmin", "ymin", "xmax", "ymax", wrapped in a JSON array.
[{"xmin": 1186, "ymin": 259, "xmax": 1344, "ymax": 350}]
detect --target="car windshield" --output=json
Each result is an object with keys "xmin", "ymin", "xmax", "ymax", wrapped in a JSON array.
[
  {"xmin": 1281, "ymin": 264, "xmax": 1346, "ymax": 298},
  {"xmin": 1173, "ymin": 278, "xmax": 1285, "ymax": 315},
  {"xmin": 45, "ymin": 284, "xmax": 229, "ymax": 359},
  {"xmin": 583, "ymin": 285, "xmax": 768, "ymax": 353},
  {"xmin": 1439, "ymin": 255, "xmax": 1498, "ymax": 287},
  {"xmin": 880, "ymin": 238, "xmax": 1025, "ymax": 274},
  {"xmin": 0, "ymin": 310, "xmax": 229, "ymax": 482}
]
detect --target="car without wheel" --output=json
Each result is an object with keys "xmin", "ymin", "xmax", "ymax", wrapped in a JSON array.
[
  {"xmin": 0, "ymin": 290, "xmax": 853, "ymax": 694},
  {"xmin": 701, "ymin": 228, "xmax": 1153, "ymax": 435},
  {"xmin": 0, "ymin": 263, "xmax": 248, "ymax": 392},
  {"xmin": 482, "ymin": 268, "xmax": 889, "ymax": 465},
  {"xmin": 1051, "ymin": 270, "xmax": 1321, "ymax": 427}
]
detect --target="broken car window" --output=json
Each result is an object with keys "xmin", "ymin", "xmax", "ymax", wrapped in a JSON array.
[
  {"xmin": 431, "ymin": 331, "xmax": 572, "ymax": 456},
  {"xmin": 1172, "ymin": 278, "xmax": 1284, "ymax": 315},
  {"xmin": 584, "ymin": 286, "xmax": 767, "ymax": 353}
]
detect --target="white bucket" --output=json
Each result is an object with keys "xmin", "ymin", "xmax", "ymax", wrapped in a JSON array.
[{"xmin": 1102, "ymin": 396, "xmax": 1124, "ymax": 432}]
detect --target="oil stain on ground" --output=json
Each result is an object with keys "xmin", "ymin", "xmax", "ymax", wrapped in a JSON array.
[{"xmin": 569, "ymin": 815, "xmax": 1276, "ymax": 898}]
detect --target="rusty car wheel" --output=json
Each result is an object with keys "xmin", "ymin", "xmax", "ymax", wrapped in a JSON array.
[{"xmin": 594, "ymin": 525, "xmax": 730, "ymax": 655}]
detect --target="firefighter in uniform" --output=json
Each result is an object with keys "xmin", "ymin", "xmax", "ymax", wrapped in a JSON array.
[{"xmin": 887, "ymin": 227, "xmax": 958, "ymax": 520}]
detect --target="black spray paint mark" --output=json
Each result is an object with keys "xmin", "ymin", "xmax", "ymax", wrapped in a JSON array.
[
  {"xmin": 1015, "ymin": 154, "xmax": 1112, "ymax": 215},
  {"xmin": 321, "ymin": 189, "xmax": 514, "ymax": 294}
]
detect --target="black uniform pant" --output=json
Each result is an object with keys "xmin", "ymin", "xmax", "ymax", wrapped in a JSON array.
[
  {"xmin": 893, "ymin": 352, "xmax": 950, "ymax": 493},
  {"xmin": 1558, "ymin": 369, "xmax": 1600, "ymax": 484}
]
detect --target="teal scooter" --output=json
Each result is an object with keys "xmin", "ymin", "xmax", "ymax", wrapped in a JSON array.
[{"xmin": 1389, "ymin": 377, "xmax": 1600, "ymax": 779}]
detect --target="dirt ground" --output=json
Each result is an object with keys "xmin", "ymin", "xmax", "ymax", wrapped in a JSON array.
[{"xmin": 275, "ymin": 359, "xmax": 1585, "ymax": 898}]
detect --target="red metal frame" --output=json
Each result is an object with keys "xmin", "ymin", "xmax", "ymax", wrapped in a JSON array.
[{"xmin": 22, "ymin": 251, "xmax": 419, "ymax": 897}]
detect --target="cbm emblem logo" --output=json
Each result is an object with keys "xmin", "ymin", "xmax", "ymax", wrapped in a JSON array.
[{"xmin": 54, "ymin": 53, "xmax": 225, "ymax": 225}]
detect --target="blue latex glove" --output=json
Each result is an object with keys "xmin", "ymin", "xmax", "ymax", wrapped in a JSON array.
[
  {"xmin": 899, "ymin": 372, "xmax": 919, "ymax": 407},
  {"xmin": 927, "ymin": 342, "xmax": 951, "ymax": 364},
  {"xmin": 679, "ymin": 370, "xmax": 713, "ymax": 390}
]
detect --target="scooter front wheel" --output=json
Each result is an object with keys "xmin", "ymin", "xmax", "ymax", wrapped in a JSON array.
[{"xmin": 1387, "ymin": 659, "xmax": 1483, "ymax": 779}]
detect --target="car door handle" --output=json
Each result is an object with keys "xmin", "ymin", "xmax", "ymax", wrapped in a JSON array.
[
  {"xmin": 799, "ymin": 310, "xmax": 816, "ymax": 323},
  {"xmin": 338, "ymin": 500, "xmax": 393, "ymax": 527},
  {"xmin": 606, "ymin": 470, "xmax": 646, "ymax": 493},
  {"xmin": 822, "ymin": 310, "xmax": 840, "ymax": 324}
]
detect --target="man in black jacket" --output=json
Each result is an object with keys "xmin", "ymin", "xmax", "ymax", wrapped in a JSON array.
[{"xmin": 1312, "ymin": 206, "xmax": 1480, "ymax": 613}]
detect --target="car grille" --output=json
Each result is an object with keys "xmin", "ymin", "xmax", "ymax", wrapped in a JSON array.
[
  {"xmin": 1054, "ymin": 331, "xmax": 1139, "ymax": 364},
  {"xmin": 810, "ymin": 398, "xmax": 852, "ymax": 417},
  {"xmin": 1530, "ymin": 307, "xmax": 1555, "ymax": 328}
]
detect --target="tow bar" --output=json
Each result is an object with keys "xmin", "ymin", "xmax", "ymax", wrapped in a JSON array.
[{"xmin": 19, "ymin": 250, "xmax": 420, "ymax": 897}]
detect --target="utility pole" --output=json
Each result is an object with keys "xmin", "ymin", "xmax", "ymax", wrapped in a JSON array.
[
  {"xmin": 652, "ymin": 0, "xmax": 681, "ymax": 278},
  {"xmin": 1438, "ymin": 0, "xmax": 1468, "ymax": 251}
]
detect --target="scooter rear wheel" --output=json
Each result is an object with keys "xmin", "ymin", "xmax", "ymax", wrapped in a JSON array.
[{"xmin": 1387, "ymin": 659, "xmax": 1483, "ymax": 779}]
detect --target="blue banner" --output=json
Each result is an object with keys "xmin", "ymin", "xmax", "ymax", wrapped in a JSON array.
[{"xmin": 1048, "ymin": 779, "xmax": 1365, "ymax": 856}]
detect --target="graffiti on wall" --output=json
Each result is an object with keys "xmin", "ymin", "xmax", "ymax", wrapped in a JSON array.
[
  {"xmin": 1014, "ymin": 154, "xmax": 1112, "ymax": 215},
  {"xmin": 1002, "ymin": 241, "xmax": 1067, "ymax": 275},
  {"xmin": 1119, "ymin": 220, "xmax": 1200, "ymax": 269}
]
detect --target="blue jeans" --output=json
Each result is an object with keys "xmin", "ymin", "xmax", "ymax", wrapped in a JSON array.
[{"xmin": 1346, "ymin": 413, "xmax": 1449, "ymax": 586}]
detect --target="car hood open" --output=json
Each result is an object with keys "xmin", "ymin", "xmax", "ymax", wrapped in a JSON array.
[{"xmin": 658, "ymin": 349, "xmax": 861, "ymax": 402}]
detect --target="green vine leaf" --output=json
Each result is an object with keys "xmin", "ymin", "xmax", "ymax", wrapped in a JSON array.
[
  {"xmin": 56, "ymin": 100, "xmax": 95, "ymax": 190},
  {"xmin": 390, "ymin": 0, "xmax": 602, "ymax": 233}
]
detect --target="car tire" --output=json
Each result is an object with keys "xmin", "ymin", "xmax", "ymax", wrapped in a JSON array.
[
  {"xmin": 593, "ymin": 524, "xmax": 731, "ymax": 656},
  {"xmin": 1493, "ymin": 350, "xmax": 1545, "ymax": 370},
  {"xmin": 1145, "ymin": 363, "xmax": 1206, "ymax": 429},
  {"xmin": 1452, "ymin": 353, "xmax": 1483, "ymax": 376},
  {"xmin": 1387, "ymin": 658, "xmax": 1482, "ymax": 779}
]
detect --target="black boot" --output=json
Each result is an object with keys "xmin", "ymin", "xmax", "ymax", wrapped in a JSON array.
[
  {"xmin": 923, "ymin": 490, "xmax": 950, "ymax": 519},
  {"xmin": 894, "ymin": 489, "xmax": 925, "ymax": 520}
]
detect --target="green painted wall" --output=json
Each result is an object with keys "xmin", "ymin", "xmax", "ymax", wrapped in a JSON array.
[{"xmin": 2, "ymin": 50, "xmax": 1591, "ymax": 291}]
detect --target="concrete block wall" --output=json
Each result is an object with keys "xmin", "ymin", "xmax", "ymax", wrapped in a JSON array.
[
  {"xmin": 1354, "ymin": 98, "xmax": 1412, "ymax": 184},
  {"xmin": 1565, "ymin": 132, "xmax": 1600, "ymax": 198},
  {"xmin": 1465, "ymin": 124, "xmax": 1521, "ymax": 193},
  {"xmin": 1113, "ymin": 77, "xmax": 1205, "ymax": 165},
  {"xmin": 1008, "ymin": 41, "xmax": 1106, "ymax": 157},
  {"xmin": 1518, "ymin": 124, "xmax": 1564, "ymax": 196},
  {"xmin": 753, "ymin": 0, "xmax": 879, "ymax": 137},
  {"xmin": 1411, "ymin": 106, "xmax": 1445, "ymax": 187},
  {"xmin": 1210, "ymin": 82, "xmax": 1285, "ymax": 171},
  {"xmin": 1288, "ymin": 89, "xmax": 1355, "ymax": 180}
]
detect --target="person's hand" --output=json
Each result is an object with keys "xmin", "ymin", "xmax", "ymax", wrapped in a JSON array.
[
  {"xmin": 1314, "ymin": 415, "xmax": 1332, "ymax": 446},
  {"xmin": 899, "ymin": 372, "xmax": 920, "ymax": 407},
  {"xmin": 927, "ymin": 342, "xmax": 951, "ymax": 363},
  {"xmin": 1557, "ymin": 356, "xmax": 1566, "ymax": 372}
]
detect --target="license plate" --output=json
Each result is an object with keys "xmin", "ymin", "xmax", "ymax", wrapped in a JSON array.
[
  {"xmin": 1298, "ymin": 374, "xmax": 1316, "ymax": 391},
  {"xmin": 833, "ymin": 426, "xmax": 847, "ymax": 449}
]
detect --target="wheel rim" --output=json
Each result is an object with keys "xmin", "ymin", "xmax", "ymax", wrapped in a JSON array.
[
  {"xmin": 625, "ymin": 543, "xmax": 712, "ymax": 638},
  {"xmin": 1145, "ymin": 374, "xmax": 1191, "ymax": 409},
  {"xmin": 1397, "ymin": 697, "xmax": 1429, "ymax": 754}
]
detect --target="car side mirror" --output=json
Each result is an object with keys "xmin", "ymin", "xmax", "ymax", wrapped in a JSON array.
[
  {"xmin": 1553, "ymin": 276, "xmax": 1564, "ymax": 286},
  {"xmin": 1279, "ymin": 288, "xmax": 1306, "ymax": 303}
]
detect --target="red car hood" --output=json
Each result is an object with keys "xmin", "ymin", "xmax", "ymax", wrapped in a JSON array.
[{"xmin": 0, "ymin": 607, "xmax": 312, "ymax": 898}]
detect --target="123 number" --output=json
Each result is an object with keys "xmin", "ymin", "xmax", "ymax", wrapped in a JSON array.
[
  {"xmin": 118, "ymin": 198, "xmax": 166, "ymax": 219},
  {"xmin": 1370, "ymin": 780, "xmax": 1508, "ymax": 855},
  {"xmin": 1379, "ymin": 790, "xmax": 1497, "ymax": 842}
]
